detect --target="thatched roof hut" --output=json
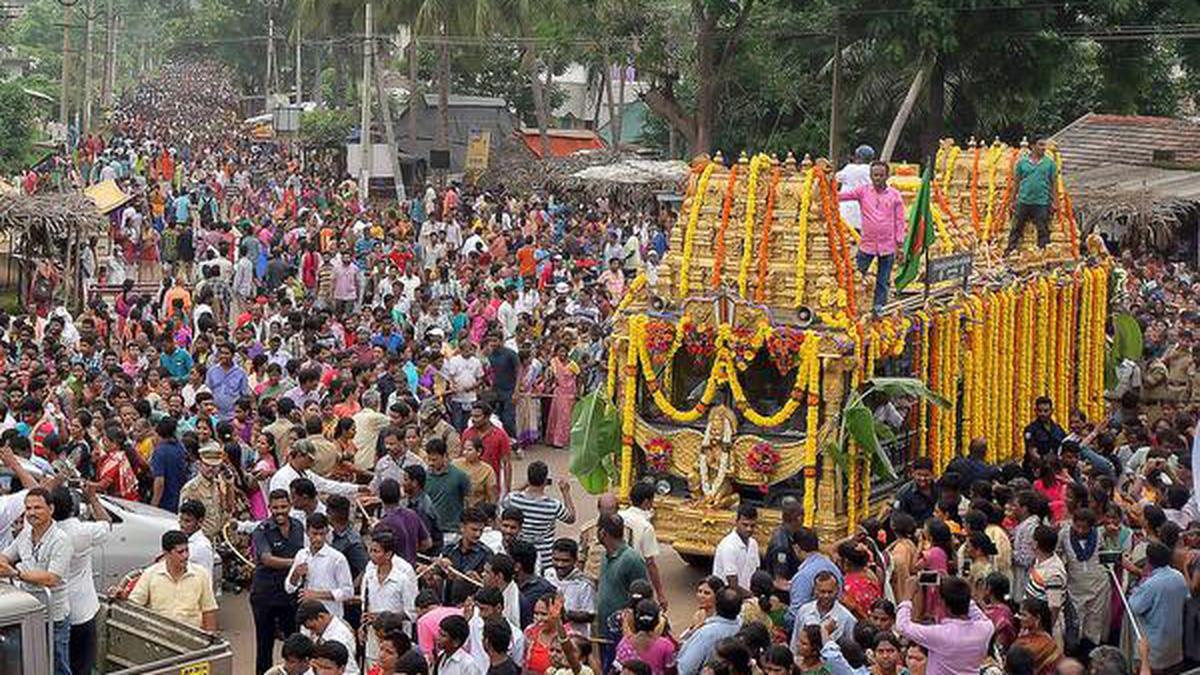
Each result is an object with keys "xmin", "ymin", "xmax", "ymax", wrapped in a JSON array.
[
  {"xmin": 0, "ymin": 190, "xmax": 107, "ymax": 308},
  {"xmin": 0, "ymin": 190, "xmax": 106, "ymax": 255}
]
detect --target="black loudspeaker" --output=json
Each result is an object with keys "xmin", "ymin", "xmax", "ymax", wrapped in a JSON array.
[{"xmin": 429, "ymin": 150, "xmax": 450, "ymax": 169}]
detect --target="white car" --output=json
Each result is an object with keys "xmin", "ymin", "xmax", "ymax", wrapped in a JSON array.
[{"xmin": 4, "ymin": 459, "xmax": 187, "ymax": 590}]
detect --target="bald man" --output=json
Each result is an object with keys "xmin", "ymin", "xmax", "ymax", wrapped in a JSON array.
[{"xmin": 577, "ymin": 494, "xmax": 632, "ymax": 582}]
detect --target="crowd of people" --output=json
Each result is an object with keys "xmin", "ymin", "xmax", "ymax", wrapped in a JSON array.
[{"xmin": 1, "ymin": 60, "xmax": 1199, "ymax": 675}]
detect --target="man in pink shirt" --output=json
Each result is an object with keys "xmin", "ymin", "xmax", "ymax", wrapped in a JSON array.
[
  {"xmin": 896, "ymin": 575, "xmax": 994, "ymax": 675},
  {"xmin": 838, "ymin": 162, "xmax": 906, "ymax": 312}
]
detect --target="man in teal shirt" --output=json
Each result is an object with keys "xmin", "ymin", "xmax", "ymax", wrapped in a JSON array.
[
  {"xmin": 424, "ymin": 438, "xmax": 470, "ymax": 536},
  {"xmin": 595, "ymin": 513, "xmax": 648, "ymax": 672},
  {"xmin": 1005, "ymin": 138, "xmax": 1058, "ymax": 254}
]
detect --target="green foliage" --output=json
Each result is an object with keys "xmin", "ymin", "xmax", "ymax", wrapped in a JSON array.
[
  {"xmin": 0, "ymin": 82, "xmax": 35, "ymax": 174},
  {"xmin": 298, "ymin": 109, "xmax": 355, "ymax": 148},
  {"xmin": 825, "ymin": 377, "xmax": 949, "ymax": 481},
  {"xmin": 568, "ymin": 390, "xmax": 620, "ymax": 494},
  {"xmin": 416, "ymin": 45, "xmax": 567, "ymax": 126}
]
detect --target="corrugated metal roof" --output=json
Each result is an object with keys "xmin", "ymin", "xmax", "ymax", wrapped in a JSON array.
[
  {"xmin": 421, "ymin": 94, "xmax": 508, "ymax": 108},
  {"xmin": 1069, "ymin": 163, "xmax": 1200, "ymax": 201},
  {"xmin": 1053, "ymin": 112, "xmax": 1200, "ymax": 171},
  {"xmin": 519, "ymin": 129, "xmax": 606, "ymax": 158}
]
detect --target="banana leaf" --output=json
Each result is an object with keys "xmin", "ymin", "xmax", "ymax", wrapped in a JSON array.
[
  {"xmin": 568, "ymin": 391, "xmax": 619, "ymax": 478},
  {"xmin": 865, "ymin": 377, "xmax": 951, "ymax": 408},
  {"xmin": 579, "ymin": 466, "xmax": 610, "ymax": 495},
  {"xmin": 844, "ymin": 404, "xmax": 898, "ymax": 480},
  {"xmin": 1111, "ymin": 313, "xmax": 1143, "ymax": 361}
]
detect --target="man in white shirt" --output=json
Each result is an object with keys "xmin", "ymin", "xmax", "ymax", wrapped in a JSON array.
[
  {"xmin": 269, "ymin": 440, "xmax": 365, "ymax": 498},
  {"xmin": 836, "ymin": 144, "xmax": 875, "ymax": 231},
  {"xmin": 361, "ymin": 531, "xmax": 418, "ymax": 668},
  {"xmin": 712, "ymin": 504, "xmax": 760, "ymax": 593},
  {"xmin": 467, "ymin": 586, "xmax": 525, "ymax": 672},
  {"xmin": 543, "ymin": 539, "xmax": 595, "ymax": 637},
  {"xmin": 179, "ymin": 499, "xmax": 215, "ymax": 579},
  {"xmin": 443, "ymin": 341, "xmax": 485, "ymax": 431},
  {"xmin": 496, "ymin": 287, "xmax": 519, "ymax": 350},
  {"xmin": 437, "ymin": 614, "xmax": 481, "ymax": 675},
  {"xmin": 619, "ymin": 482, "xmax": 667, "ymax": 611},
  {"xmin": 0, "ymin": 446, "xmax": 37, "ymax": 549},
  {"xmin": 285, "ymin": 513, "xmax": 354, "ymax": 620},
  {"xmin": 53, "ymin": 484, "xmax": 110, "ymax": 675},
  {"xmin": 298, "ymin": 599, "xmax": 360, "ymax": 675}
]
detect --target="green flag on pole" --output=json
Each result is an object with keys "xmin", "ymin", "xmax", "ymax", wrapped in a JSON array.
[{"xmin": 893, "ymin": 162, "xmax": 936, "ymax": 290}]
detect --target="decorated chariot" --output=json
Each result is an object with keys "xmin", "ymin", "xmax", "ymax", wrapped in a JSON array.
[{"xmin": 599, "ymin": 138, "xmax": 1111, "ymax": 555}]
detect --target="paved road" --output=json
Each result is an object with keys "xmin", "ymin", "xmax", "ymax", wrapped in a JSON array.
[{"xmin": 218, "ymin": 445, "xmax": 709, "ymax": 674}]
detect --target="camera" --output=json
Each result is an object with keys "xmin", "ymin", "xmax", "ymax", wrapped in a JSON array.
[
  {"xmin": 1099, "ymin": 550, "xmax": 1122, "ymax": 566},
  {"xmin": 918, "ymin": 571, "xmax": 940, "ymax": 586}
]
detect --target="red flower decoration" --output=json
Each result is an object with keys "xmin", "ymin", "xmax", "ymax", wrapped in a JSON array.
[
  {"xmin": 747, "ymin": 441, "xmax": 781, "ymax": 476},
  {"xmin": 645, "ymin": 437, "xmax": 674, "ymax": 474},
  {"xmin": 766, "ymin": 328, "xmax": 807, "ymax": 374},
  {"xmin": 683, "ymin": 324, "xmax": 716, "ymax": 363},
  {"xmin": 643, "ymin": 320, "xmax": 677, "ymax": 367}
]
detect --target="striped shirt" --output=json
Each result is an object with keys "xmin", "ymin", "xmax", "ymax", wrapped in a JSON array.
[{"xmin": 500, "ymin": 490, "xmax": 568, "ymax": 570}]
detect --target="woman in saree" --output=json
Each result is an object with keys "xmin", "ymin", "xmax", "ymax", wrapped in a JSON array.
[
  {"xmin": 544, "ymin": 343, "xmax": 579, "ymax": 448},
  {"xmin": 1011, "ymin": 598, "xmax": 1062, "ymax": 675}
]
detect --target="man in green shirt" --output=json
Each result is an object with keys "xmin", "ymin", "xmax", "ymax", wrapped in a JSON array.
[
  {"xmin": 424, "ymin": 438, "xmax": 471, "ymax": 537},
  {"xmin": 1005, "ymin": 138, "xmax": 1058, "ymax": 254},
  {"xmin": 595, "ymin": 513, "xmax": 648, "ymax": 672}
]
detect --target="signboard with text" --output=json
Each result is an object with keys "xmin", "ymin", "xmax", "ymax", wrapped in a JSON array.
[{"xmin": 926, "ymin": 252, "xmax": 973, "ymax": 285}]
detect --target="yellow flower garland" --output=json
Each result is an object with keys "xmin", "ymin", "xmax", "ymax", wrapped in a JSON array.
[
  {"xmin": 620, "ymin": 324, "xmax": 639, "ymax": 499},
  {"xmin": 982, "ymin": 144, "xmax": 1002, "ymax": 239},
  {"xmin": 793, "ymin": 168, "xmax": 816, "ymax": 307},
  {"xmin": 1079, "ymin": 270, "xmax": 1091, "ymax": 418},
  {"xmin": 917, "ymin": 311, "xmax": 930, "ymax": 459},
  {"xmin": 616, "ymin": 274, "xmax": 647, "ymax": 313},
  {"xmin": 942, "ymin": 145, "xmax": 962, "ymax": 196},
  {"xmin": 679, "ymin": 163, "xmax": 716, "ymax": 297},
  {"xmin": 738, "ymin": 155, "xmax": 766, "ymax": 298},
  {"xmin": 802, "ymin": 337, "xmax": 821, "ymax": 527}
]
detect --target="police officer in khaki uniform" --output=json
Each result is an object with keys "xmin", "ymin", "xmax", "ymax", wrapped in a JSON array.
[{"xmin": 179, "ymin": 446, "xmax": 237, "ymax": 540}]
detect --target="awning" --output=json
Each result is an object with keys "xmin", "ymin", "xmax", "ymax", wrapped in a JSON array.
[{"xmin": 84, "ymin": 179, "xmax": 131, "ymax": 214}]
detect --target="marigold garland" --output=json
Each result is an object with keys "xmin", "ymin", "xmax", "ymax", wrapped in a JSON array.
[
  {"xmin": 738, "ymin": 155, "xmax": 766, "ymax": 297},
  {"xmin": 969, "ymin": 146, "xmax": 982, "ymax": 236},
  {"xmin": 712, "ymin": 165, "xmax": 740, "ymax": 288},
  {"xmin": 942, "ymin": 145, "xmax": 962, "ymax": 196},
  {"xmin": 754, "ymin": 167, "xmax": 782, "ymax": 303},
  {"xmin": 679, "ymin": 162, "xmax": 716, "ymax": 297},
  {"xmin": 994, "ymin": 149, "xmax": 1020, "ymax": 245},
  {"xmin": 793, "ymin": 168, "xmax": 816, "ymax": 307},
  {"xmin": 982, "ymin": 145, "xmax": 1002, "ymax": 240},
  {"xmin": 620, "ymin": 327, "xmax": 639, "ymax": 499},
  {"xmin": 615, "ymin": 274, "xmax": 647, "ymax": 313},
  {"xmin": 801, "ymin": 337, "xmax": 821, "ymax": 526}
]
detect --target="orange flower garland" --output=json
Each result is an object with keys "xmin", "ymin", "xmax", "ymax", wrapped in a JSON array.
[
  {"xmin": 818, "ymin": 168, "xmax": 857, "ymax": 320},
  {"xmin": 754, "ymin": 167, "xmax": 782, "ymax": 303},
  {"xmin": 711, "ymin": 166, "xmax": 740, "ymax": 288},
  {"xmin": 994, "ymin": 149, "xmax": 1020, "ymax": 244}
]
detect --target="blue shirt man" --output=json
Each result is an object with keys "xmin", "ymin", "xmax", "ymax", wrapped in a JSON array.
[
  {"xmin": 677, "ymin": 587, "xmax": 743, "ymax": 675},
  {"xmin": 150, "ymin": 418, "xmax": 189, "ymax": 512},
  {"xmin": 787, "ymin": 528, "xmax": 843, "ymax": 628},
  {"xmin": 1128, "ymin": 543, "xmax": 1188, "ymax": 672},
  {"xmin": 204, "ymin": 344, "xmax": 250, "ymax": 420}
]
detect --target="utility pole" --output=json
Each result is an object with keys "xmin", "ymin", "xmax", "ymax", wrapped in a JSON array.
[
  {"xmin": 407, "ymin": 36, "xmax": 418, "ymax": 147},
  {"xmin": 100, "ymin": 0, "xmax": 113, "ymax": 108},
  {"xmin": 108, "ymin": 13, "xmax": 118, "ymax": 105},
  {"xmin": 828, "ymin": 18, "xmax": 842, "ymax": 170},
  {"xmin": 295, "ymin": 25, "xmax": 302, "ymax": 102},
  {"xmin": 82, "ymin": 0, "xmax": 94, "ymax": 135},
  {"xmin": 358, "ymin": 1, "xmax": 373, "ymax": 204},
  {"xmin": 59, "ymin": 4, "xmax": 70, "ymax": 126},
  {"xmin": 374, "ymin": 39, "xmax": 406, "ymax": 201},
  {"xmin": 266, "ymin": 11, "xmax": 275, "ymax": 105}
]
